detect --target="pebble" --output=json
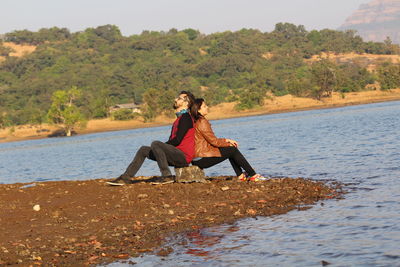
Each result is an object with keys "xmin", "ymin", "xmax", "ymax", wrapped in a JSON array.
[
  {"xmin": 33, "ymin": 204, "xmax": 40, "ymax": 211},
  {"xmin": 220, "ymin": 186, "xmax": 230, "ymax": 191},
  {"xmin": 32, "ymin": 255, "xmax": 42, "ymax": 261},
  {"xmin": 138, "ymin": 194, "xmax": 148, "ymax": 199}
]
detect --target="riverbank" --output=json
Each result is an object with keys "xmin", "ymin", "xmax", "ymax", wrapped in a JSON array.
[
  {"xmin": 1, "ymin": 89, "xmax": 400, "ymax": 143},
  {"xmin": 0, "ymin": 176, "xmax": 342, "ymax": 266}
]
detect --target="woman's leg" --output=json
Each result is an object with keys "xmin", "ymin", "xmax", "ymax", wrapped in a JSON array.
[
  {"xmin": 192, "ymin": 147, "xmax": 256, "ymax": 176},
  {"xmin": 219, "ymin": 147, "xmax": 256, "ymax": 176},
  {"xmin": 192, "ymin": 157, "xmax": 227, "ymax": 169},
  {"xmin": 228, "ymin": 158, "xmax": 243, "ymax": 176}
]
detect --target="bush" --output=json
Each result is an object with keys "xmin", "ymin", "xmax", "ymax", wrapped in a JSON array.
[
  {"xmin": 111, "ymin": 109, "xmax": 138, "ymax": 120},
  {"xmin": 377, "ymin": 63, "xmax": 400, "ymax": 90},
  {"xmin": 235, "ymin": 86, "xmax": 266, "ymax": 110}
]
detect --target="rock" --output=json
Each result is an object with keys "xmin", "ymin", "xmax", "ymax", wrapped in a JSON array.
[
  {"xmin": 321, "ymin": 260, "xmax": 331, "ymax": 266},
  {"xmin": 175, "ymin": 166, "xmax": 207, "ymax": 183},
  {"xmin": 32, "ymin": 255, "xmax": 42, "ymax": 261},
  {"xmin": 33, "ymin": 204, "xmax": 40, "ymax": 211},
  {"xmin": 220, "ymin": 186, "xmax": 230, "ymax": 191},
  {"xmin": 137, "ymin": 194, "xmax": 148, "ymax": 199}
]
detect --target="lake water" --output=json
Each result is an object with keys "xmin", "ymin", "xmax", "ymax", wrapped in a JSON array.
[{"xmin": 1, "ymin": 101, "xmax": 400, "ymax": 266}]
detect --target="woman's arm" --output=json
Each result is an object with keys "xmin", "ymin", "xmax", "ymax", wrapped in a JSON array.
[{"xmin": 197, "ymin": 118, "xmax": 233, "ymax": 148}]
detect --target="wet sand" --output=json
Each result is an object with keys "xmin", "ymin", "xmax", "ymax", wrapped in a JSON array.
[
  {"xmin": 0, "ymin": 176, "xmax": 342, "ymax": 266},
  {"xmin": 1, "ymin": 89, "xmax": 400, "ymax": 144}
]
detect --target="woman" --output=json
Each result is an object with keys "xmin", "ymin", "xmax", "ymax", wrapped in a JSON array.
[{"xmin": 191, "ymin": 98, "xmax": 267, "ymax": 181}]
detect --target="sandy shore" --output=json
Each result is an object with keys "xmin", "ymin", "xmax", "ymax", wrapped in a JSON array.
[
  {"xmin": 0, "ymin": 176, "xmax": 342, "ymax": 266},
  {"xmin": 1, "ymin": 89, "xmax": 400, "ymax": 143}
]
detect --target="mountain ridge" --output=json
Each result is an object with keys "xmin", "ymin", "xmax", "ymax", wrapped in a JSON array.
[{"xmin": 339, "ymin": 0, "xmax": 400, "ymax": 43}]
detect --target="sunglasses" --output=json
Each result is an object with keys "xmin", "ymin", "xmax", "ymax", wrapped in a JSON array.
[{"xmin": 176, "ymin": 96, "xmax": 187, "ymax": 101}]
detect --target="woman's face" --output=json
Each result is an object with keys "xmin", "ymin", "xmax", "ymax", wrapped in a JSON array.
[{"xmin": 199, "ymin": 101, "xmax": 209, "ymax": 116}]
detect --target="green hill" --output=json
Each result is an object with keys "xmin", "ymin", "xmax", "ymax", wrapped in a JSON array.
[{"xmin": 0, "ymin": 23, "xmax": 399, "ymax": 127}]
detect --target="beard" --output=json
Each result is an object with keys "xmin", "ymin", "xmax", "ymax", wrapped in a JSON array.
[{"xmin": 173, "ymin": 102, "xmax": 178, "ymax": 109}]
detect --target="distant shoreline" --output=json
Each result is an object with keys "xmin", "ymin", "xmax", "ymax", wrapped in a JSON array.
[{"xmin": 1, "ymin": 89, "xmax": 400, "ymax": 144}]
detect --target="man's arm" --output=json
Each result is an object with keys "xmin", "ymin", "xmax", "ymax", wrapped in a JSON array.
[{"xmin": 166, "ymin": 113, "xmax": 193, "ymax": 146}]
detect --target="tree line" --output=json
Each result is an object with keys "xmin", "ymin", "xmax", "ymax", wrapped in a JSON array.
[{"xmin": 1, "ymin": 23, "xmax": 400, "ymax": 130}]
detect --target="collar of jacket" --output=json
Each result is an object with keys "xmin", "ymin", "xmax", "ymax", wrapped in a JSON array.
[{"xmin": 175, "ymin": 109, "xmax": 188, "ymax": 117}]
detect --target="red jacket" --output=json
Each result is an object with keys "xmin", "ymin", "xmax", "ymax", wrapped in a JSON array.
[{"xmin": 166, "ymin": 112, "xmax": 195, "ymax": 163}]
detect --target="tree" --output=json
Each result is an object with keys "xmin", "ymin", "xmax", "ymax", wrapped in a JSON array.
[
  {"xmin": 47, "ymin": 86, "xmax": 86, "ymax": 136},
  {"xmin": 377, "ymin": 63, "xmax": 400, "ymax": 90},
  {"xmin": 141, "ymin": 88, "xmax": 161, "ymax": 122},
  {"xmin": 182, "ymin": 28, "xmax": 199, "ymax": 40},
  {"xmin": 310, "ymin": 59, "xmax": 338, "ymax": 100},
  {"xmin": 0, "ymin": 112, "xmax": 11, "ymax": 129},
  {"xmin": 1, "ymin": 25, "xmax": 400, "ymax": 127},
  {"xmin": 236, "ymin": 85, "xmax": 267, "ymax": 110}
]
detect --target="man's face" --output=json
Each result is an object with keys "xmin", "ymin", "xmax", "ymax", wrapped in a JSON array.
[{"xmin": 173, "ymin": 94, "xmax": 188, "ymax": 109}]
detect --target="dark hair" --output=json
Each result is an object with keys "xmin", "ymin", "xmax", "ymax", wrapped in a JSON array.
[
  {"xmin": 180, "ymin": 91, "xmax": 195, "ymax": 108},
  {"xmin": 191, "ymin": 98, "xmax": 205, "ymax": 122}
]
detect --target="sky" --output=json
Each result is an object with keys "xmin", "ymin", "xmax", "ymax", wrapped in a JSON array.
[{"xmin": 2, "ymin": 0, "xmax": 370, "ymax": 36}]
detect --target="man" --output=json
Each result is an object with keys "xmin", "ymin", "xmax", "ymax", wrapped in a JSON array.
[{"xmin": 107, "ymin": 91, "xmax": 195, "ymax": 185}]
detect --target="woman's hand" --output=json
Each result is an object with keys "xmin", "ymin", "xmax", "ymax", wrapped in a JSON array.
[{"xmin": 225, "ymin": 138, "xmax": 238, "ymax": 148}]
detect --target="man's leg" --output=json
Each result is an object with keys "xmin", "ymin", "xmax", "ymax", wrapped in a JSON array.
[
  {"xmin": 120, "ymin": 146, "xmax": 152, "ymax": 178},
  {"xmin": 107, "ymin": 146, "xmax": 152, "ymax": 185},
  {"xmin": 150, "ymin": 141, "xmax": 188, "ymax": 176}
]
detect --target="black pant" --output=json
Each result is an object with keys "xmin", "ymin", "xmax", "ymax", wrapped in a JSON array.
[
  {"xmin": 192, "ymin": 147, "xmax": 256, "ymax": 176},
  {"xmin": 121, "ymin": 141, "xmax": 188, "ymax": 178}
]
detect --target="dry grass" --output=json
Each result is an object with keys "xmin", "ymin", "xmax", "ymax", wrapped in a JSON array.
[
  {"xmin": 0, "ymin": 42, "xmax": 36, "ymax": 62},
  {"xmin": 305, "ymin": 52, "xmax": 400, "ymax": 71}
]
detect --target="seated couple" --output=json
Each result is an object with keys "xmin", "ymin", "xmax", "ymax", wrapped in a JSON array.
[{"xmin": 107, "ymin": 91, "xmax": 266, "ymax": 186}]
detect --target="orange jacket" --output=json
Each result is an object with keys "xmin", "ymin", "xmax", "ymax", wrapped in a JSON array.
[{"xmin": 194, "ymin": 117, "xmax": 231, "ymax": 157}]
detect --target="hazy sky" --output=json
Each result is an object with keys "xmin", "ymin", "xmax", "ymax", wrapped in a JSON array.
[{"xmin": 2, "ymin": 0, "xmax": 369, "ymax": 36}]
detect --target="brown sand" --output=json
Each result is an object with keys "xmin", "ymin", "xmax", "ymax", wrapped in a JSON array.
[
  {"xmin": 0, "ymin": 177, "xmax": 342, "ymax": 266},
  {"xmin": 1, "ymin": 89, "xmax": 400, "ymax": 143}
]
